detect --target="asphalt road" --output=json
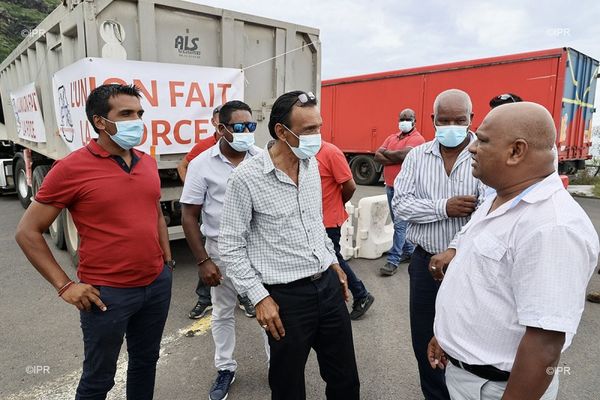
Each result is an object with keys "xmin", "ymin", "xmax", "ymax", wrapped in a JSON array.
[{"xmin": 1, "ymin": 186, "xmax": 599, "ymax": 400}]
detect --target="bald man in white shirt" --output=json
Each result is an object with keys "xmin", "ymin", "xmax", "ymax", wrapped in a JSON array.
[{"xmin": 428, "ymin": 102, "xmax": 599, "ymax": 400}]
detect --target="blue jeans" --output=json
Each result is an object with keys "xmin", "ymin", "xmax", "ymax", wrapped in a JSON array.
[
  {"xmin": 386, "ymin": 186, "xmax": 414, "ymax": 266},
  {"xmin": 76, "ymin": 265, "xmax": 172, "ymax": 400},
  {"xmin": 326, "ymin": 227, "xmax": 369, "ymax": 301},
  {"xmin": 195, "ymin": 278, "xmax": 212, "ymax": 305}
]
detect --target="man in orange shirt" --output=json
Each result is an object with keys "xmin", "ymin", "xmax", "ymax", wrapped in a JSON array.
[
  {"xmin": 316, "ymin": 141, "xmax": 375, "ymax": 319},
  {"xmin": 375, "ymin": 108, "xmax": 426, "ymax": 276},
  {"xmin": 177, "ymin": 105, "xmax": 221, "ymax": 182},
  {"xmin": 178, "ymin": 104, "xmax": 255, "ymax": 320}
]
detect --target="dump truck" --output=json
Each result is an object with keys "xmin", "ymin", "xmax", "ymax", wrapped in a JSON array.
[
  {"xmin": 321, "ymin": 48, "xmax": 599, "ymax": 184},
  {"xmin": 0, "ymin": 0, "xmax": 321, "ymax": 263}
]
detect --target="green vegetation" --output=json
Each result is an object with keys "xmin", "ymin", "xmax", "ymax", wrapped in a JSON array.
[
  {"xmin": 593, "ymin": 182, "xmax": 600, "ymax": 198},
  {"xmin": 569, "ymin": 167, "xmax": 600, "ymax": 185},
  {"xmin": 0, "ymin": 0, "xmax": 60, "ymax": 63}
]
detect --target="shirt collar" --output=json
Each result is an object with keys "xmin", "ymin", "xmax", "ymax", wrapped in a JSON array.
[
  {"xmin": 86, "ymin": 139, "xmax": 143, "ymax": 159},
  {"xmin": 211, "ymin": 139, "xmax": 260, "ymax": 162},
  {"xmin": 517, "ymin": 172, "xmax": 563, "ymax": 206},
  {"xmin": 262, "ymin": 141, "xmax": 309, "ymax": 175},
  {"xmin": 86, "ymin": 139, "xmax": 111, "ymax": 158},
  {"xmin": 396, "ymin": 129, "xmax": 420, "ymax": 139}
]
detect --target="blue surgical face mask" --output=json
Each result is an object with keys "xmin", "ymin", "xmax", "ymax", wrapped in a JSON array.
[
  {"xmin": 435, "ymin": 124, "xmax": 469, "ymax": 148},
  {"xmin": 102, "ymin": 117, "xmax": 144, "ymax": 150},
  {"xmin": 283, "ymin": 125, "xmax": 322, "ymax": 159},
  {"xmin": 223, "ymin": 127, "xmax": 255, "ymax": 152},
  {"xmin": 399, "ymin": 120, "xmax": 413, "ymax": 133}
]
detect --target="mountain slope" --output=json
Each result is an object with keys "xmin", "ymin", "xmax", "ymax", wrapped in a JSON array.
[{"xmin": 0, "ymin": 0, "xmax": 60, "ymax": 63}]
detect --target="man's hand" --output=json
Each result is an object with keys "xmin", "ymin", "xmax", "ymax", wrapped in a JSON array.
[
  {"xmin": 429, "ymin": 248, "xmax": 456, "ymax": 281},
  {"xmin": 446, "ymin": 195, "xmax": 477, "ymax": 218},
  {"xmin": 427, "ymin": 336, "xmax": 448, "ymax": 369},
  {"xmin": 198, "ymin": 259, "xmax": 222, "ymax": 286},
  {"xmin": 256, "ymin": 296, "xmax": 285, "ymax": 340},
  {"xmin": 330, "ymin": 263, "xmax": 349, "ymax": 301},
  {"xmin": 61, "ymin": 283, "xmax": 107, "ymax": 312}
]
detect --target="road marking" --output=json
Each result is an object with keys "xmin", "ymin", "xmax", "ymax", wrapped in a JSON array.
[
  {"xmin": 5, "ymin": 316, "xmax": 212, "ymax": 400},
  {"xmin": 180, "ymin": 316, "xmax": 212, "ymax": 337}
]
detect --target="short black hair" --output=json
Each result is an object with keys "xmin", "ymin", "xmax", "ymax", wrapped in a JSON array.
[
  {"xmin": 268, "ymin": 90, "xmax": 318, "ymax": 139},
  {"xmin": 218, "ymin": 100, "xmax": 252, "ymax": 125},
  {"xmin": 489, "ymin": 93, "xmax": 522, "ymax": 109},
  {"xmin": 86, "ymin": 84, "xmax": 141, "ymax": 133}
]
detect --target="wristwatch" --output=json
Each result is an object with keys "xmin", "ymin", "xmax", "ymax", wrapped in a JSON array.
[{"xmin": 166, "ymin": 259, "xmax": 176, "ymax": 269}]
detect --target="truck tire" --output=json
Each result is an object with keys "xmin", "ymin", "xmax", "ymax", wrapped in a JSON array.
[
  {"xmin": 50, "ymin": 210, "xmax": 67, "ymax": 250},
  {"xmin": 351, "ymin": 155, "xmax": 381, "ymax": 185},
  {"xmin": 31, "ymin": 165, "xmax": 50, "ymax": 196},
  {"xmin": 14, "ymin": 156, "xmax": 32, "ymax": 209},
  {"xmin": 62, "ymin": 209, "xmax": 80, "ymax": 268},
  {"xmin": 32, "ymin": 165, "xmax": 67, "ymax": 250},
  {"xmin": 32, "ymin": 165, "xmax": 51, "ymax": 234}
]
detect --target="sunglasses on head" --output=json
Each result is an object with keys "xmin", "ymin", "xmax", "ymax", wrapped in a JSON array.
[
  {"xmin": 225, "ymin": 122, "xmax": 257, "ymax": 133},
  {"xmin": 497, "ymin": 94, "xmax": 517, "ymax": 102},
  {"xmin": 277, "ymin": 92, "xmax": 317, "ymax": 125},
  {"xmin": 296, "ymin": 91, "xmax": 316, "ymax": 104}
]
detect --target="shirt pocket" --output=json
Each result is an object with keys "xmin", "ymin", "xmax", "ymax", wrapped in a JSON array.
[{"xmin": 472, "ymin": 232, "xmax": 507, "ymax": 288}]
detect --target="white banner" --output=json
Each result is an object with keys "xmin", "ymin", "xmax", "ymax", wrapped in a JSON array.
[
  {"xmin": 9, "ymin": 82, "xmax": 47, "ymax": 143},
  {"xmin": 52, "ymin": 58, "xmax": 244, "ymax": 154}
]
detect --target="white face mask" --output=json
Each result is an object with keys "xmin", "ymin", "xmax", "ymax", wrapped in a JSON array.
[
  {"xmin": 399, "ymin": 120, "xmax": 413, "ymax": 133},
  {"xmin": 283, "ymin": 125, "xmax": 322, "ymax": 159}
]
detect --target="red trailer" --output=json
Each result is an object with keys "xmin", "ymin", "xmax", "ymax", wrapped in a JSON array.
[{"xmin": 321, "ymin": 47, "xmax": 599, "ymax": 184}]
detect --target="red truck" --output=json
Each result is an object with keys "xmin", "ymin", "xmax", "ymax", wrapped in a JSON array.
[{"xmin": 321, "ymin": 47, "xmax": 599, "ymax": 184}]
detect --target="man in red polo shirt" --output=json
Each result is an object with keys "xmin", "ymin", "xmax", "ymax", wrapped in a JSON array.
[
  {"xmin": 15, "ymin": 84, "xmax": 173, "ymax": 399},
  {"xmin": 375, "ymin": 108, "xmax": 425, "ymax": 276},
  {"xmin": 177, "ymin": 105, "xmax": 221, "ymax": 182},
  {"xmin": 316, "ymin": 141, "xmax": 375, "ymax": 319}
]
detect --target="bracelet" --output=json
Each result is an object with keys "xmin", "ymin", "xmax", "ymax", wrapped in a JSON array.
[
  {"xmin": 57, "ymin": 280, "xmax": 75, "ymax": 297},
  {"xmin": 197, "ymin": 256, "xmax": 211, "ymax": 266}
]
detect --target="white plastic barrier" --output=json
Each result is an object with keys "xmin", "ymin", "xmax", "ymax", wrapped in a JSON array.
[
  {"xmin": 339, "ymin": 202, "xmax": 356, "ymax": 261},
  {"xmin": 354, "ymin": 195, "xmax": 394, "ymax": 259}
]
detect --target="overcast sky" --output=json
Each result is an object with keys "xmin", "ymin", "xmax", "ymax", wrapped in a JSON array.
[{"xmin": 186, "ymin": 0, "xmax": 600, "ymax": 124}]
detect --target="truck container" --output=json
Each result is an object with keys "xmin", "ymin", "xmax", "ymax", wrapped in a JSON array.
[
  {"xmin": 0, "ymin": 0, "xmax": 321, "ymax": 263},
  {"xmin": 321, "ymin": 48, "xmax": 598, "ymax": 184}
]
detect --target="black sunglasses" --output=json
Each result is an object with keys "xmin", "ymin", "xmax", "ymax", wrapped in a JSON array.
[{"xmin": 225, "ymin": 122, "xmax": 257, "ymax": 133}]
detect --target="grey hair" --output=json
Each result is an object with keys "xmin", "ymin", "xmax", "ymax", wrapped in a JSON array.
[{"xmin": 433, "ymin": 89, "xmax": 472, "ymax": 116}]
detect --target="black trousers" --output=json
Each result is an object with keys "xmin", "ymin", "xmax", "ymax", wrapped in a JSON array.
[
  {"xmin": 409, "ymin": 246, "xmax": 450, "ymax": 400},
  {"xmin": 266, "ymin": 268, "xmax": 360, "ymax": 400}
]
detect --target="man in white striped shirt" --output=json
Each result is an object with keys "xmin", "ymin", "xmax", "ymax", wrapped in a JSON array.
[{"xmin": 392, "ymin": 89, "xmax": 485, "ymax": 400}]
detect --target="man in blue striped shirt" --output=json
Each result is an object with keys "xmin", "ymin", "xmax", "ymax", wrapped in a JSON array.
[{"xmin": 392, "ymin": 89, "xmax": 485, "ymax": 400}]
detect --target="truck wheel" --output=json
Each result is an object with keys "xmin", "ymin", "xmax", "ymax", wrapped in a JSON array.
[
  {"xmin": 62, "ymin": 209, "xmax": 80, "ymax": 268},
  {"xmin": 50, "ymin": 210, "xmax": 67, "ymax": 250},
  {"xmin": 14, "ymin": 157, "xmax": 32, "ymax": 208},
  {"xmin": 32, "ymin": 165, "xmax": 67, "ymax": 250},
  {"xmin": 32, "ymin": 165, "xmax": 51, "ymax": 234},
  {"xmin": 351, "ymin": 155, "xmax": 381, "ymax": 185}
]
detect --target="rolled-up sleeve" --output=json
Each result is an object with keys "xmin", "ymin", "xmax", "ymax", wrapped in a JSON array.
[
  {"xmin": 392, "ymin": 151, "xmax": 449, "ymax": 223},
  {"xmin": 219, "ymin": 171, "xmax": 269, "ymax": 305}
]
